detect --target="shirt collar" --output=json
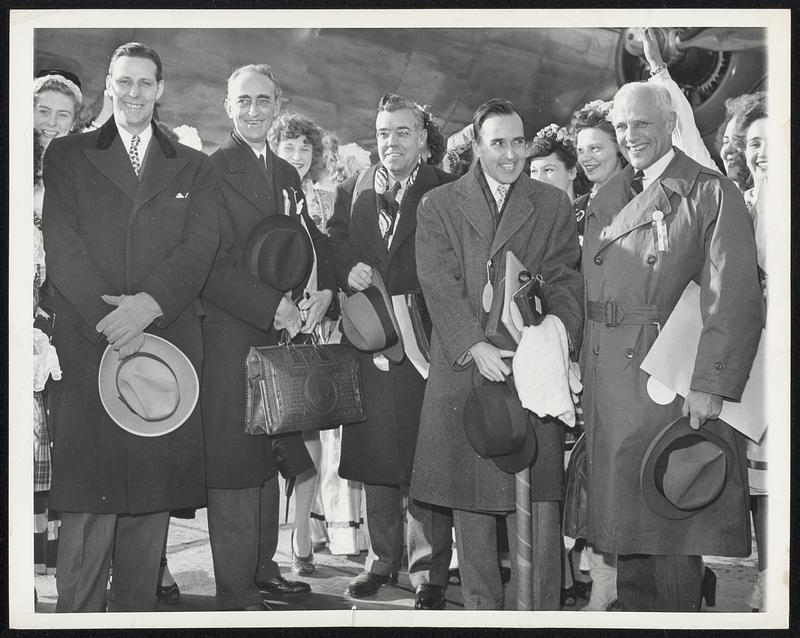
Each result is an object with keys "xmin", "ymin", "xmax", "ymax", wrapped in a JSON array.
[
  {"xmin": 232, "ymin": 131, "xmax": 267, "ymax": 158},
  {"xmin": 642, "ymin": 148, "xmax": 675, "ymax": 187},
  {"xmin": 117, "ymin": 120, "xmax": 153, "ymax": 155}
]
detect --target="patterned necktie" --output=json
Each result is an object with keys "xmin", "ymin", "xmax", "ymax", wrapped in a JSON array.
[
  {"xmin": 129, "ymin": 135, "xmax": 141, "ymax": 177},
  {"xmin": 379, "ymin": 181, "xmax": 402, "ymax": 247},
  {"xmin": 496, "ymin": 184, "xmax": 509, "ymax": 212},
  {"xmin": 631, "ymin": 169, "xmax": 645, "ymax": 195}
]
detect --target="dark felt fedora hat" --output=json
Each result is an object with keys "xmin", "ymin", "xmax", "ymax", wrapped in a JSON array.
[
  {"xmin": 244, "ymin": 215, "xmax": 313, "ymax": 294},
  {"xmin": 98, "ymin": 334, "xmax": 199, "ymax": 437},
  {"xmin": 640, "ymin": 416, "xmax": 736, "ymax": 520},
  {"xmin": 340, "ymin": 270, "xmax": 405, "ymax": 364},
  {"xmin": 463, "ymin": 382, "xmax": 538, "ymax": 474}
]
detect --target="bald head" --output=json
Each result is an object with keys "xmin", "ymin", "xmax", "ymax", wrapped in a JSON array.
[{"xmin": 611, "ymin": 82, "xmax": 677, "ymax": 171}]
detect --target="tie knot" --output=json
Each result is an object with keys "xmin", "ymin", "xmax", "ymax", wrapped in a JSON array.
[
  {"xmin": 131, "ymin": 135, "xmax": 140, "ymax": 150},
  {"xmin": 631, "ymin": 170, "xmax": 645, "ymax": 195},
  {"xmin": 495, "ymin": 184, "xmax": 509, "ymax": 210}
]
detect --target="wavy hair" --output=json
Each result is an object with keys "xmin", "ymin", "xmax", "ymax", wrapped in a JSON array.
[{"xmin": 268, "ymin": 112, "xmax": 333, "ymax": 183}]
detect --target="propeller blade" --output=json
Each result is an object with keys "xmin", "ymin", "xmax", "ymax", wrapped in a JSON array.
[{"xmin": 676, "ymin": 27, "xmax": 766, "ymax": 52}]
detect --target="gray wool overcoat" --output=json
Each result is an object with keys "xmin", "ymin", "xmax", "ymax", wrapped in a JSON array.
[{"xmin": 410, "ymin": 166, "xmax": 584, "ymax": 512}]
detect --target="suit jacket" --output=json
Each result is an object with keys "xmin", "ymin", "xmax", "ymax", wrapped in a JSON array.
[
  {"xmin": 409, "ymin": 166, "xmax": 584, "ymax": 511},
  {"xmin": 41, "ymin": 118, "xmax": 219, "ymax": 514},
  {"xmin": 201, "ymin": 133, "xmax": 334, "ymax": 488},
  {"xmin": 581, "ymin": 148, "xmax": 763, "ymax": 556},
  {"xmin": 328, "ymin": 162, "xmax": 456, "ymax": 485}
]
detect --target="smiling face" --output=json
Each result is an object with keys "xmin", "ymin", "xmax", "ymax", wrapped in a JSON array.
[
  {"xmin": 473, "ymin": 112, "xmax": 526, "ymax": 184},
  {"xmin": 276, "ymin": 135, "xmax": 313, "ymax": 180},
  {"xmin": 225, "ymin": 70, "xmax": 280, "ymax": 147},
  {"xmin": 375, "ymin": 108, "xmax": 426, "ymax": 181},
  {"xmin": 529, "ymin": 152, "xmax": 576, "ymax": 193},
  {"xmin": 719, "ymin": 117, "xmax": 745, "ymax": 176},
  {"xmin": 576, "ymin": 127, "xmax": 622, "ymax": 187},
  {"xmin": 745, "ymin": 117, "xmax": 768, "ymax": 183},
  {"xmin": 34, "ymin": 90, "xmax": 77, "ymax": 145},
  {"xmin": 106, "ymin": 55, "xmax": 164, "ymax": 136},
  {"xmin": 611, "ymin": 87, "xmax": 676, "ymax": 171}
]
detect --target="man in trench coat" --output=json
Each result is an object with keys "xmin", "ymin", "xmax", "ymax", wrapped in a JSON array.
[
  {"xmin": 581, "ymin": 82, "xmax": 763, "ymax": 611},
  {"xmin": 41, "ymin": 42, "xmax": 219, "ymax": 612},
  {"xmin": 411, "ymin": 98, "xmax": 584, "ymax": 610},
  {"xmin": 201, "ymin": 64, "xmax": 336, "ymax": 610},
  {"xmin": 327, "ymin": 93, "xmax": 455, "ymax": 608}
]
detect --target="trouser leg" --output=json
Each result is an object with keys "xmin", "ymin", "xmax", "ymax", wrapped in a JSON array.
[
  {"xmin": 255, "ymin": 473, "xmax": 282, "ymax": 582},
  {"xmin": 651, "ymin": 554, "xmax": 702, "ymax": 612},
  {"xmin": 584, "ymin": 545, "xmax": 618, "ymax": 610},
  {"xmin": 207, "ymin": 486, "xmax": 263, "ymax": 609},
  {"xmin": 363, "ymin": 483, "xmax": 403, "ymax": 577},
  {"xmin": 55, "ymin": 512, "xmax": 116, "ymax": 612},
  {"xmin": 107, "ymin": 511, "xmax": 170, "ymax": 612},
  {"xmin": 407, "ymin": 498, "xmax": 452, "ymax": 589},
  {"xmin": 507, "ymin": 501, "xmax": 561, "ymax": 610},
  {"xmin": 452, "ymin": 508, "xmax": 503, "ymax": 610},
  {"xmin": 617, "ymin": 554, "xmax": 656, "ymax": 611}
]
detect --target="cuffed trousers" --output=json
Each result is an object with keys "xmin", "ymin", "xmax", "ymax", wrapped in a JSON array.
[{"xmin": 616, "ymin": 554, "xmax": 703, "ymax": 612}]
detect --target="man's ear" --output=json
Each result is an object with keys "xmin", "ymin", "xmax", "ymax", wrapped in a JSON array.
[
  {"xmin": 155, "ymin": 80, "xmax": 165, "ymax": 101},
  {"xmin": 666, "ymin": 110, "xmax": 678, "ymax": 136},
  {"xmin": 223, "ymin": 97, "xmax": 232, "ymax": 120}
]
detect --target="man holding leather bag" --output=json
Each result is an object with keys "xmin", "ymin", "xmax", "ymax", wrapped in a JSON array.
[{"xmin": 200, "ymin": 63, "xmax": 336, "ymax": 611}]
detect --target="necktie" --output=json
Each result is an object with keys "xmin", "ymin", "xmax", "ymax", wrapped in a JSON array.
[
  {"xmin": 631, "ymin": 170, "xmax": 645, "ymax": 195},
  {"xmin": 258, "ymin": 153, "xmax": 269, "ymax": 176},
  {"xmin": 496, "ymin": 184, "xmax": 509, "ymax": 212},
  {"xmin": 379, "ymin": 182, "xmax": 402, "ymax": 247},
  {"xmin": 129, "ymin": 135, "xmax": 141, "ymax": 177}
]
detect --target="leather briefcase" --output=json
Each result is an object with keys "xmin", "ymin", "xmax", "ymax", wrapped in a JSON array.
[{"xmin": 245, "ymin": 340, "xmax": 366, "ymax": 436}]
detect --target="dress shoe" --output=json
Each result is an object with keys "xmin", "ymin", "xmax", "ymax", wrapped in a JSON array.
[
  {"xmin": 291, "ymin": 531, "xmax": 315, "ymax": 576},
  {"xmin": 346, "ymin": 571, "xmax": 396, "ymax": 598},
  {"xmin": 702, "ymin": 567, "xmax": 717, "ymax": 607},
  {"xmin": 414, "ymin": 584, "xmax": 446, "ymax": 610},
  {"xmin": 157, "ymin": 558, "xmax": 181, "ymax": 605},
  {"xmin": 255, "ymin": 575, "xmax": 311, "ymax": 596}
]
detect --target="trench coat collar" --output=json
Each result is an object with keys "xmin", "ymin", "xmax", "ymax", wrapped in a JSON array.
[
  {"xmin": 217, "ymin": 132, "xmax": 277, "ymax": 215},
  {"xmin": 591, "ymin": 148, "xmax": 701, "ymax": 254},
  {"xmin": 85, "ymin": 118, "xmax": 187, "ymax": 211},
  {"xmin": 457, "ymin": 166, "xmax": 535, "ymax": 259}
]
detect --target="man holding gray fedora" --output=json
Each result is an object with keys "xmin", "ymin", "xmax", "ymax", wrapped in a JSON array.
[
  {"xmin": 328, "ymin": 93, "xmax": 456, "ymax": 609},
  {"xmin": 200, "ymin": 63, "xmax": 335, "ymax": 610},
  {"xmin": 41, "ymin": 42, "xmax": 219, "ymax": 612}
]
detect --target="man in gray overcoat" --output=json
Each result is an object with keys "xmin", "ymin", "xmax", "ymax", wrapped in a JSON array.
[
  {"xmin": 41, "ymin": 42, "xmax": 219, "ymax": 612},
  {"xmin": 581, "ymin": 82, "xmax": 763, "ymax": 611},
  {"xmin": 411, "ymin": 98, "xmax": 584, "ymax": 610},
  {"xmin": 328, "ymin": 94, "xmax": 455, "ymax": 609}
]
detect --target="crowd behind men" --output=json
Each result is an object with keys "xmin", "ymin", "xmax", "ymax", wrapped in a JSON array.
[{"xmin": 34, "ymin": 38, "xmax": 769, "ymax": 614}]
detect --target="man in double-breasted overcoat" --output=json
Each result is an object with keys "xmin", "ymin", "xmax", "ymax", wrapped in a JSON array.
[
  {"xmin": 411, "ymin": 98, "xmax": 584, "ymax": 610},
  {"xmin": 201, "ymin": 64, "xmax": 336, "ymax": 610},
  {"xmin": 581, "ymin": 82, "xmax": 763, "ymax": 611},
  {"xmin": 41, "ymin": 42, "xmax": 219, "ymax": 612},
  {"xmin": 327, "ymin": 94, "xmax": 455, "ymax": 608}
]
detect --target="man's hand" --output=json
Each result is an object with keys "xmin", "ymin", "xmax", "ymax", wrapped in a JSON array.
[
  {"xmin": 96, "ymin": 293, "xmax": 162, "ymax": 349},
  {"xmin": 469, "ymin": 341, "xmax": 515, "ymax": 382},
  {"xmin": 116, "ymin": 332, "xmax": 145, "ymax": 359},
  {"xmin": 682, "ymin": 390, "xmax": 723, "ymax": 430},
  {"xmin": 299, "ymin": 289, "xmax": 334, "ymax": 334},
  {"xmin": 273, "ymin": 295, "xmax": 302, "ymax": 339},
  {"xmin": 640, "ymin": 27, "xmax": 666, "ymax": 70},
  {"xmin": 347, "ymin": 262, "xmax": 373, "ymax": 292}
]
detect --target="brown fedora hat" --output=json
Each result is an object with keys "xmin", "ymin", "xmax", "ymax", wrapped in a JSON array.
[
  {"xmin": 244, "ymin": 215, "xmax": 313, "ymax": 294},
  {"xmin": 98, "ymin": 334, "xmax": 199, "ymax": 437},
  {"xmin": 463, "ymin": 382, "xmax": 538, "ymax": 474},
  {"xmin": 640, "ymin": 416, "xmax": 736, "ymax": 520},
  {"xmin": 341, "ymin": 270, "xmax": 404, "ymax": 364}
]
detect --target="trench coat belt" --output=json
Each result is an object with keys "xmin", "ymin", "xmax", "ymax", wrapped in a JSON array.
[{"xmin": 587, "ymin": 300, "xmax": 668, "ymax": 328}]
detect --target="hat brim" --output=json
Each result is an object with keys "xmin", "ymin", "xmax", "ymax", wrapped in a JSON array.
[
  {"xmin": 640, "ymin": 416, "xmax": 735, "ymax": 520},
  {"xmin": 98, "ymin": 334, "xmax": 199, "ymax": 437},
  {"xmin": 493, "ymin": 412, "xmax": 538, "ymax": 474},
  {"xmin": 369, "ymin": 270, "xmax": 405, "ymax": 364},
  {"xmin": 244, "ymin": 215, "xmax": 313, "ymax": 293}
]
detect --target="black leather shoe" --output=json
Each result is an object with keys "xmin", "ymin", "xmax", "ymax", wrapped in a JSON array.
[
  {"xmin": 346, "ymin": 571, "xmax": 396, "ymax": 598},
  {"xmin": 255, "ymin": 575, "xmax": 311, "ymax": 596},
  {"xmin": 414, "ymin": 584, "xmax": 446, "ymax": 610}
]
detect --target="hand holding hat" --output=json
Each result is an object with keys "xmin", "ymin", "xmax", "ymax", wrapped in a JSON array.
[
  {"xmin": 348, "ymin": 262, "xmax": 373, "ymax": 292},
  {"xmin": 96, "ymin": 293, "xmax": 162, "ymax": 349},
  {"xmin": 682, "ymin": 390, "xmax": 723, "ymax": 430},
  {"xmin": 469, "ymin": 341, "xmax": 515, "ymax": 383}
]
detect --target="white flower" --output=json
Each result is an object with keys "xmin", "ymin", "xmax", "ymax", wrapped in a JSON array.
[{"xmin": 173, "ymin": 125, "xmax": 203, "ymax": 151}]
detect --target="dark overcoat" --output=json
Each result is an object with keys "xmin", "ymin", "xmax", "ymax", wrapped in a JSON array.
[
  {"xmin": 581, "ymin": 149, "xmax": 763, "ymax": 556},
  {"xmin": 328, "ymin": 162, "xmax": 456, "ymax": 486},
  {"xmin": 41, "ymin": 119, "xmax": 219, "ymax": 514},
  {"xmin": 201, "ymin": 134, "xmax": 334, "ymax": 489},
  {"xmin": 409, "ymin": 167, "xmax": 584, "ymax": 512}
]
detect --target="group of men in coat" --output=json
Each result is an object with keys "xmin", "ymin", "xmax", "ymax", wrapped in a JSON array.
[{"xmin": 41, "ymin": 37, "xmax": 762, "ymax": 614}]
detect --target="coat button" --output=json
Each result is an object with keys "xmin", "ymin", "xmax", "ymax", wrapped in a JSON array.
[
  {"xmin": 625, "ymin": 348, "xmax": 635, "ymax": 359},
  {"xmin": 646, "ymin": 254, "xmax": 657, "ymax": 265},
  {"xmin": 594, "ymin": 256, "xmax": 603, "ymax": 265},
  {"xmin": 714, "ymin": 361, "xmax": 725, "ymax": 371},
  {"xmin": 592, "ymin": 346, "xmax": 600, "ymax": 355}
]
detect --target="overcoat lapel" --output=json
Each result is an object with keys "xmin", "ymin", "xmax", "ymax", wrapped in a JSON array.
[
  {"xmin": 386, "ymin": 163, "xmax": 436, "ymax": 263},
  {"xmin": 352, "ymin": 165, "xmax": 386, "ymax": 257},
  {"xmin": 489, "ymin": 179, "xmax": 533, "ymax": 259},
  {"xmin": 456, "ymin": 169, "xmax": 494, "ymax": 246},
  {"xmin": 84, "ymin": 138, "xmax": 139, "ymax": 203},
  {"xmin": 218, "ymin": 135, "xmax": 275, "ymax": 215},
  {"xmin": 133, "ymin": 140, "xmax": 187, "ymax": 213}
]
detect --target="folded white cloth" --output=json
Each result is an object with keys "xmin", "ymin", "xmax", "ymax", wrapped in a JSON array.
[
  {"xmin": 33, "ymin": 326, "xmax": 61, "ymax": 391},
  {"xmin": 512, "ymin": 315, "xmax": 582, "ymax": 427}
]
